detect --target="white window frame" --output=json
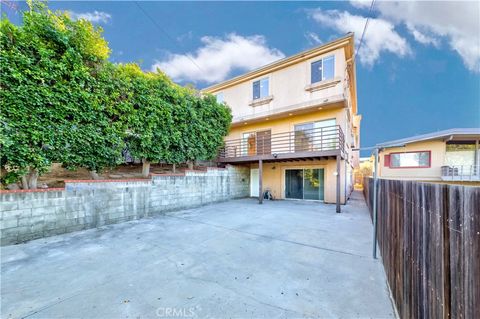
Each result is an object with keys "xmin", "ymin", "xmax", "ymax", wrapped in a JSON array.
[
  {"xmin": 311, "ymin": 55, "xmax": 335, "ymax": 84},
  {"xmin": 252, "ymin": 77, "xmax": 269, "ymax": 100}
]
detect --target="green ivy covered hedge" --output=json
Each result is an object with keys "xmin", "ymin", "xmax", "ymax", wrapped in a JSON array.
[{"xmin": 0, "ymin": 1, "xmax": 232, "ymax": 189}]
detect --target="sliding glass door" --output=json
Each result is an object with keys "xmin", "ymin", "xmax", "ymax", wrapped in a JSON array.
[
  {"xmin": 285, "ymin": 170, "xmax": 303, "ymax": 199},
  {"xmin": 285, "ymin": 168, "xmax": 324, "ymax": 200}
]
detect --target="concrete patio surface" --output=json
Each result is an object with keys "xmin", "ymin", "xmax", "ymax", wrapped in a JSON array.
[{"xmin": 1, "ymin": 191, "xmax": 394, "ymax": 318}]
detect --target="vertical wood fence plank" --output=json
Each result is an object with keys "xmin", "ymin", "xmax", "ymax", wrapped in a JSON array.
[{"xmin": 362, "ymin": 178, "xmax": 479, "ymax": 319}]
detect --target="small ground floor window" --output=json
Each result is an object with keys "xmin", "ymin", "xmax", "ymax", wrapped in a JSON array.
[{"xmin": 285, "ymin": 168, "xmax": 325, "ymax": 200}]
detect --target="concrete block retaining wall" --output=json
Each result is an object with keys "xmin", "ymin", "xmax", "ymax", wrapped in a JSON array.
[{"xmin": 0, "ymin": 166, "xmax": 249, "ymax": 245}]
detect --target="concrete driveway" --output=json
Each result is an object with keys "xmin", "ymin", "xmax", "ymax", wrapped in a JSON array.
[{"xmin": 1, "ymin": 192, "xmax": 394, "ymax": 318}]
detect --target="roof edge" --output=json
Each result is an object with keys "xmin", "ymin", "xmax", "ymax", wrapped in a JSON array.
[
  {"xmin": 376, "ymin": 128, "xmax": 480, "ymax": 148},
  {"xmin": 202, "ymin": 33, "xmax": 354, "ymax": 93}
]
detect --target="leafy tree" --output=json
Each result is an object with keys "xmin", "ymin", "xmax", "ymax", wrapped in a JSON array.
[
  {"xmin": 174, "ymin": 91, "xmax": 232, "ymax": 168},
  {"xmin": 121, "ymin": 67, "xmax": 232, "ymax": 177},
  {"xmin": 58, "ymin": 62, "xmax": 127, "ymax": 179},
  {"xmin": 121, "ymin": 64, "xmax": 176, "ymax": 177},
  {"xmin": 193, "ymin": 94, "xmax": 232, "ymax": 161},
  {"xmin": 0, "ymin": 1, "xmax": 121, "ymax": 187},
  {"xmin": 1, "ymin": 0, "xmax": 232, "ymax": 187}
]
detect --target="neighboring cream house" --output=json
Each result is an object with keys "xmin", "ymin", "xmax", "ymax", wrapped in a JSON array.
[
  {"xmin": 376, "ymin": 128, "xmax": 480, "ymax": 182},
  {"xmin": 202, "ymin": 33, "xmax": 360, "ymax": 212}
]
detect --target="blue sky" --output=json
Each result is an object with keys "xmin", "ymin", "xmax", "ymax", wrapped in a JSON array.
[{"xmin": 2, "ymin": 1, "xmax": 479, "ymax": 156}]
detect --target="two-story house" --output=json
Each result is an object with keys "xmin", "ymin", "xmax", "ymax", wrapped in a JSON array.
[
  {"xmin": 376, "ymin": 128, "xmax": 480, "ymax": 182},
  {"xmin": 202, "ymin": 33, "xmax": 360, "ymax": 212}
]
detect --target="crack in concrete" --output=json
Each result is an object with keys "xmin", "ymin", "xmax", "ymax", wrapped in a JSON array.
[{"xmin": 20, "ymin": 291, "xmax": 84, "ymax": 319}]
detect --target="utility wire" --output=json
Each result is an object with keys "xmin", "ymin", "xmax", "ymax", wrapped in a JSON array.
[
  {"xmin": 355, "ymin": 0, "xmax": 376, "ymax": 62},
  {"xmin": 133, "ymin": 1, "xmax": 205, "ymax": 74},
  {"xmin": 343, "ymin": 0, "xmax": 376, "ymax": 93},
  {"xmin": 1, "ymin": 0, "xmax": 19, "ymax": 12}
]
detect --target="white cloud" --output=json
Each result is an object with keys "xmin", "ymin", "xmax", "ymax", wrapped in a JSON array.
[
  {"xmin": 308, "ymin": 8, "xmax": 411, "ymax": 66},
  {"xmin": 352, "ymin": 1, "xmax": 480, "ymax": 72},
  {"xmin": 350, "ymin": 0, "xmax": 372, "ymax": 10},
  {"xmin": 406, "ymin": 24, "xmax": 440, "ymax": 47},
  {"xmin": 152, "ymin": 33, "xmax": 285, "ymax": 83},
  {"xmin": 69, "ymin": 11, "xmax": 112, "ymax": 24},
  {"xmin": 305, "ymin": 32, "xmax": 322, "ymax": 45},
  {"xmin": 176, "ymin": 31, "xmax": 193, "ymax": 43}
]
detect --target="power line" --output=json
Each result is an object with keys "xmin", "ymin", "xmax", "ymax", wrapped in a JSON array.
[
  {"xmin": 133, "ymin": 1, "xmax": 205, "ymax": 74},
  {"xmin": 0, "ymin": 0, "xmax": 18, "ymax": 11},
  {"xmin": 355, "ymin": 0, "xmax": 376, "ymax": 62},
  {"xmin": 343, "ymin": 0, "xmax": 376, "ymax": 93}
]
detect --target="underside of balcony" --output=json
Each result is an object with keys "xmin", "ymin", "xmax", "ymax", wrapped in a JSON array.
[{"xmin": 217, "ymin": 149, "xmax": 344, "ymax": 164}]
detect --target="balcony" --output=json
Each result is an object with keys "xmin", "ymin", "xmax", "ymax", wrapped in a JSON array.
[
  {"xmin": 441, "ymin": 165, "xmax": 480, "ymax": 181},
  {"xmin": 218, "ymin": 125, "xmax": 345, "ymax": 163}
]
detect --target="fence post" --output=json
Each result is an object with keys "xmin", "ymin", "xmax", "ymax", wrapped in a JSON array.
[{"xmin": 373, "ymin": 148, "xmax": 379, "ymax": 259}]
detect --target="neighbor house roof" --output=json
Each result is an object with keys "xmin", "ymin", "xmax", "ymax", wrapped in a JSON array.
[{"xmin": 376, "ymin": 128, "xmax": 480, "ymax": 148}]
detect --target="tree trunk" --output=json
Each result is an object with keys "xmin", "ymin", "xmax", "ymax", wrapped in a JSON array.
[
  {"xmin": 187, "ymin": 161, "xmax": 194, "ymax": 170},
  {"xmin": 172, "ymin": 163, "xmax": 176, "ymax": 173},
  {"xmin": 21, "ymin": 175, "xmax": 29, "ymax": 190},
  {"xmin": 89, "ymin": 170, "xmax": 101, "ymax": 180},
  {"xmin": 142, "ymin": 159, "xmax": 151, "ymax": 178},
  {"xmin": 27, "ymin": 169, "xmax": 38, "ymax": 189}
]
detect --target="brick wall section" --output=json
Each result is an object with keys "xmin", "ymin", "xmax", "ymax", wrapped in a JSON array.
[{"xmin": 0, "ymin": 166, "xmax": 249, "ymax": 245}]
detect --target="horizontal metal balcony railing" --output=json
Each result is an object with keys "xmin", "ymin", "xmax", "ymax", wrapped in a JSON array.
[
  {"xmin": 219, "ymin": 125, "xmax": 345, "ymax": 160},
  {"xmin": 441, "ymin": 165, "xmax": 480, "ymax": 181}
]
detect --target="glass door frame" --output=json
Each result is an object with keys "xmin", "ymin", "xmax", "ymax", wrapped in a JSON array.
[{"xmin": 284, "ymin": 167, "xmax": 325, "ymax": 201}]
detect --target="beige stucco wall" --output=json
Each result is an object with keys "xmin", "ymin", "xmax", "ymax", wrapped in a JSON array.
[
  {"xmin": 205, "ymin": 36, "xmax": 359, "ymax": 203},
  {"xmin": 212, "ymin": 48, "xmax": 347, "ymax": 122},
  {"xmin": 250, "ymin": 158, "xmax": 346, "ymax": 204},
  {"xmin": 226, "ymin": 107, "xmax": 354, "ymax": 204},
  {"xmin": 378, "ymin": 140, "xmax": 446, "ymax": 180}
]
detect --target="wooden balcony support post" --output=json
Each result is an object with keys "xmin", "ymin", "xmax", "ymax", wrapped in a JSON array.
[
  {"xmin": 259, "ymin": 159, "xmax": 263, "ymax": 204},
  {"xmin": 336, "ymin": 154, "xmax": 341, "ymax": 213}
]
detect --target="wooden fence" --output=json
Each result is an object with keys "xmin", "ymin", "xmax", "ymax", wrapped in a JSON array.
[{"xmin": 363, "ymin": 178, "xmax": 479, "ymax": 319}]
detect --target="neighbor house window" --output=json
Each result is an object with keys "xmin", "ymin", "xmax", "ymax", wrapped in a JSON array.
[
  {"xmin": 387, "ymin": 151, "xmax": 431, "ymax": 168},
  {"xmin": 445, "ymin": 141, "xmax": 476, "ymax": 167},
  {"xmin": 311, "ymin": 56, "xmax": 335, "ymax": 83},
  {"xmin": 215, "ymin": 92, "xmax": 224, "ymax": 104},
  {"xmin": 253, "ymin": 78, "xmax": 269, "ymax": 100}
]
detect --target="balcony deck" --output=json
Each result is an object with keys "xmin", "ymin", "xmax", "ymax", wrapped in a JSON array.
[
  {"xmin": 441, "ymin": 165, "xmax": 480, "ymax": 181},
  {"xmin": 218, "ymin": 125, "xmax": 345, "ymax": 164}
]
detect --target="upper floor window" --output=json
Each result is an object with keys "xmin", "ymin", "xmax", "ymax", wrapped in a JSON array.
[
  {"xmin": 215, "ymin": 92, "xmax": 224, "ymax": 104},
  {"xmin": 311, "ymin": 56, "xmax": 335, "ymax": 84},
  {"xmin": 386, "ymin": 151, "xmax": 431, "ymax": 168},
  {"xmin": 253, "ymin": 78, "xmax": 269, "ymax": 100}
]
